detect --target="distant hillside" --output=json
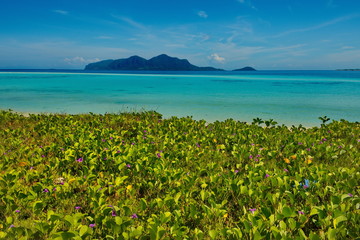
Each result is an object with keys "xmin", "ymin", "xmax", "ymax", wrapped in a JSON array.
[
  {"xmin": 233, "ymin": 66, "xmax": 256, "ymax": 71},
  {"xmin": 85, "ymin": 54, "xmax": 224, "ymax": 71}
]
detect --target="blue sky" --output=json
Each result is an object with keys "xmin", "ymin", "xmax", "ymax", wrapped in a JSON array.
[{"xmin": 0, "ymin": 0, "xmax": 359, "ymax": 70}]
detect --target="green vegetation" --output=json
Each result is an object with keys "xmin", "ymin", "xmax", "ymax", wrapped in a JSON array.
[{"xmin": 0, "ymin": 110, "xmax": 359, "ymax": 239}]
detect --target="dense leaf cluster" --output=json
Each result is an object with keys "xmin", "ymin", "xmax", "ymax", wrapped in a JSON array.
[{"xmin": 0, "ymin": 110, "xmax": 359, "ymax": 239}]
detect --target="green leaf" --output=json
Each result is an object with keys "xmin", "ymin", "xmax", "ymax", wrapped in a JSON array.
[
  {"xmin": 327, "ymin": 228, "xmax": 336, "ymax": 240},
  {"xmin": 209, "ymin": 230, "xmax": 217, "ymax": 239},
  {"xmin": 279, "ymin": 220, "xmax": 287, "ymax": 230},
  {"xmin": 334, "ymin": 215, "xmax": 347, "ymax": 228},
  {"xmin": 79, "ymin": 225, "xmax": 88, "ymax": 237},
  {"xmin": 282, "ymin": 206, "xmax": 294, "ymax": 218},
  {"xmin": 6, "ymin": 216, "xmax": 13, "ymax": 224}
]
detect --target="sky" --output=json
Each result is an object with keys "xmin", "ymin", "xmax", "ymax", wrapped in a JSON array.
[{"xmin": 0, "ymin": 0, "xmax": 359, "ymax": 70}]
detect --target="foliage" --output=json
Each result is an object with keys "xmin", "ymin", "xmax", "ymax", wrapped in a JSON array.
[{"xmin": 0, "ymin": 110, "xmax": 359, "ymax": 239}]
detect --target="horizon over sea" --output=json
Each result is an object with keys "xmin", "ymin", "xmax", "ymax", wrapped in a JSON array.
[{"xmin": 1, "ymin": 69, "xmax": 360, "ymax": 126}]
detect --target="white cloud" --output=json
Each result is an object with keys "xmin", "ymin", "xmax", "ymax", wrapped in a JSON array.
[
  {"xmin": 111, "ymin": 15, "xmax": 147, "ymax": 30},
  {"xmin": 64, "ymin": 57, "xmax": 100, "ymax": 65},
  {"xmin": 198, "ymin": 11, "xmax": 208, "ymax": 18},
  {"xmin": 95, "ymin": 36, "xmax": 113, "ymax": 39},
  {"xmin": 272, "ymin": 14, "xmax": 359, "ymax": 38},
  {"xmin": 238, "ymin": 0, "xmax": 245, "ymax": 3},
  {"xmin": 341, "ymin": 46, "xmax": 355, "ymax": 50},
  {"xmin": 208, "ymin": 53, "xmax": 225, "ymax": 62},
  {"xmin": 53, "ymin": 10, "xmax": 68, "ymax": 15}
]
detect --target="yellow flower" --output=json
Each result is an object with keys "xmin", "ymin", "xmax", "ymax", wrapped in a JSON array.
[
  {"xmin": 213, "ymin": 139, "xmax": 217, "ymax": 143},
  {"xmin": 291, "ymin": 155, "xmax": 297, "ymax": 160},
  {"xmin": 126, "ymin": 185, "xmax": 133, "ymax": 190},
  {"xmin": 305, "ymin": 158, "xmax": 312, "ymax": 164},
  {"xmin": 223, "ymin": 213, "xmax": 228, "ymax": 218},
  {"xmin": 68, "ymin": 178, "xmax": 76, "ymax": 184},
  {"xmin": 284, "ymin": 158, "xmax": 290, "ymax": 164}
]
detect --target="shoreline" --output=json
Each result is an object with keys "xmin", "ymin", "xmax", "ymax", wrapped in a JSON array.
[{"xmin": 2, "ymin": 108, "xmax": 347, "ymax": 128}]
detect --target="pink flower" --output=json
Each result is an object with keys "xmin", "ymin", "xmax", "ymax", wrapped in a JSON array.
[
  {"xmin": 76, "ymin": 158, "xmax": 83, "ymax": 162},
  {"xmin": 265, "ymin": 174, "xmax": 270, "ymax": 178},
  {"xmin": 298, "ymin": 211, "xmax": 305, "ymax": 215},
  {"xmin": 284, "ymin": 168, "xmax": 289, "ymax": 172},
  {"xmin": 89, "ymin": 223, "xmax": 96, "ymax": 228},
  {"xmin": 131, "ymin": 213, "xmax": 138, "ymax": 219},
  {"xmin": 249, "ymin": 208, "xmax": 256, "ymax": 214}
]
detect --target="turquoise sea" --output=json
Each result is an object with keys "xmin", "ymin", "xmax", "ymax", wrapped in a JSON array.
[{"xmin": 0, "ymin": 70, "xmax": 359, "ymax": 126}]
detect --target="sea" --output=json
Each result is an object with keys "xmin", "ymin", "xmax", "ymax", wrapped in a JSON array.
[{"xmin": 1, "ymin": 69, "xmax": 359, "ymax": 126}]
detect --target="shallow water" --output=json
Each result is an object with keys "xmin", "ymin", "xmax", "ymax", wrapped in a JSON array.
[{"xmin": 0, "ymin": 70, "xmax": 359, "ymax": 126}]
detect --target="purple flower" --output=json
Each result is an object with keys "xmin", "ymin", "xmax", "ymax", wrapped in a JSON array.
[
  {"xmin": 348, "ymin": 193, "xmax": 353, "ymax": 197},
  {"xmin": 196, "ymin": 143, "xmax": 201, "ymax": 147},
  {"xmin": 284, "ymin": 168, "xmax": 289, "ymax": 172},
  {"xmin": 298, "ymin": 142, "xmax": 303, "ymax": 145},
  {"xmin": 111, "ymin": 210, "xmax": 117, "ymax": 216},
  {"xmin": 249, "ymin": 208, "xmax": 256, "ymax": 213},
  {"xmin": 9, "ymin": 224, "xmax": 15, "ymax": 228},
  {"xmin": 39, "ymin": 146, "xmax": 43, "ymax": 148},
  {"xmin": 131, "ymin": 143, "xmax": 135, "ymax": 145},
  {"xmin": 43, "ymin": 188, "xmax": 49, "ymax": 193},
  {"xmin": 76, "ymin": 158, "xmax": 83, "ymax": 162},
  {"xmin": 117, "ymin": 150, "xmax": 121, "ymax": 153},
  {"xmin": 30, "ymin": 166, "xmax": 34, "ymax": 170},
  {"xmin": 103, "ymin": 157, "xmax": 107, "ymax": 160},
  {"xmin": 53, "ymin": 187, "xmax": 57, "ymax": 191},
  {"xmin": 156, "ymin": 153, "xmax": 161, "ymax": 158},
  {"xmin": 251, "ymin": 143, "xmax": 255, "ymax": 146},
  {"xmin": 89, "ymin": 223, "xmax": 96, "ymax": 228},
  {"xmin": 306, "ymin": 148, "xmax": 311, "ymax": 151},
  {"xmin": 143, "ymin": 130, "xmax": 147, "ymax": 133},
  {"xmin": 265, "ymin": 174, "xmax": 270, "ymax": 178},
  {"xmin": 102, "ymin": 139, "xmax": 106, "ymax": 142},
  {"xmin": 249, "ymin": 155, "xmax": 253, "ymax": 159},
  {"xmin": 234, "ymin": 170, "xmax": 239, "ymax": 174},
  {"xmin": 41, "ymin": 155, "xmax": 45, "ymax": 158},
  {"xmin": 303, "ymin": 185, "xmax": 309, "ymax": 189},
  {"xmin": 322, "ymin": 138, "xmax": 327, "ymax": 141},
  {"xmin": 130, "ymin": 213, "xmax": 138, "ymax": 219},
  {"xmin": 319, "ymin": 141, "xmax": 323, "ymax": 144},
  {"xmin": 15, "ymin": 210, "xmax": 20, "ymax": 213},
  {"xmin": 256, "ymin": 154, "xmax": 261, "ymax": 158},
  {"xmin": 110, "ymin": 137, "xmax": 113, "ymax": 140},
  {"xmin": 338, "ymin": 145, "xmax": 343, "ymax": 148},
  {"xmin": 75, "ymin": 206, "xmax": 81, "ymax": 210},
  {"xmin": 298, "ymin": 211, "xmax": 305, "ymax": 215},
  {"xmin": 126, "ymin": 164, "xmax": 131, "ymax": 168}
]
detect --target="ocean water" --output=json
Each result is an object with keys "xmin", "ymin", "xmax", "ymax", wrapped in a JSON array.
[{"xmin": 0, "ymin": 70, "xmax": 359, "ymax": 126}]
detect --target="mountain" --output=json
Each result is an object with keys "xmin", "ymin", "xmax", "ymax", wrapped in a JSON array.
[
  {"xmin": 85, "ymin": 54, "xmax": 223, "ymax": 71},
  {"xmin": 233, "ymin": 66, "xmax": 256, "ymax": 71}
]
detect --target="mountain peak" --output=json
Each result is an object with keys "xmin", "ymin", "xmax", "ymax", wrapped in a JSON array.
[{"xmin": 85, "ymin": 54, "xmax": 223, "ymax": 71}]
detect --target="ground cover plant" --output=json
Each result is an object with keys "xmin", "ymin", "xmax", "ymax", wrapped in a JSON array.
[{"xmin": 0, "ymin": 109, "xmax": 359, "ymax": 239}]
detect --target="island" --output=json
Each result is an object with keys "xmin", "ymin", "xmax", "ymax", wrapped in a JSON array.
[
  {"xmin": 232, "ymin": 66, "xmax": 256, "ymax": 71},
  {"xmin": 336, "ymin": 69, "xmax": 360, "ymax": 71},
  {"xmin": 85, "ymin": 54, "xmax": 224, "ymax": 71}
]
